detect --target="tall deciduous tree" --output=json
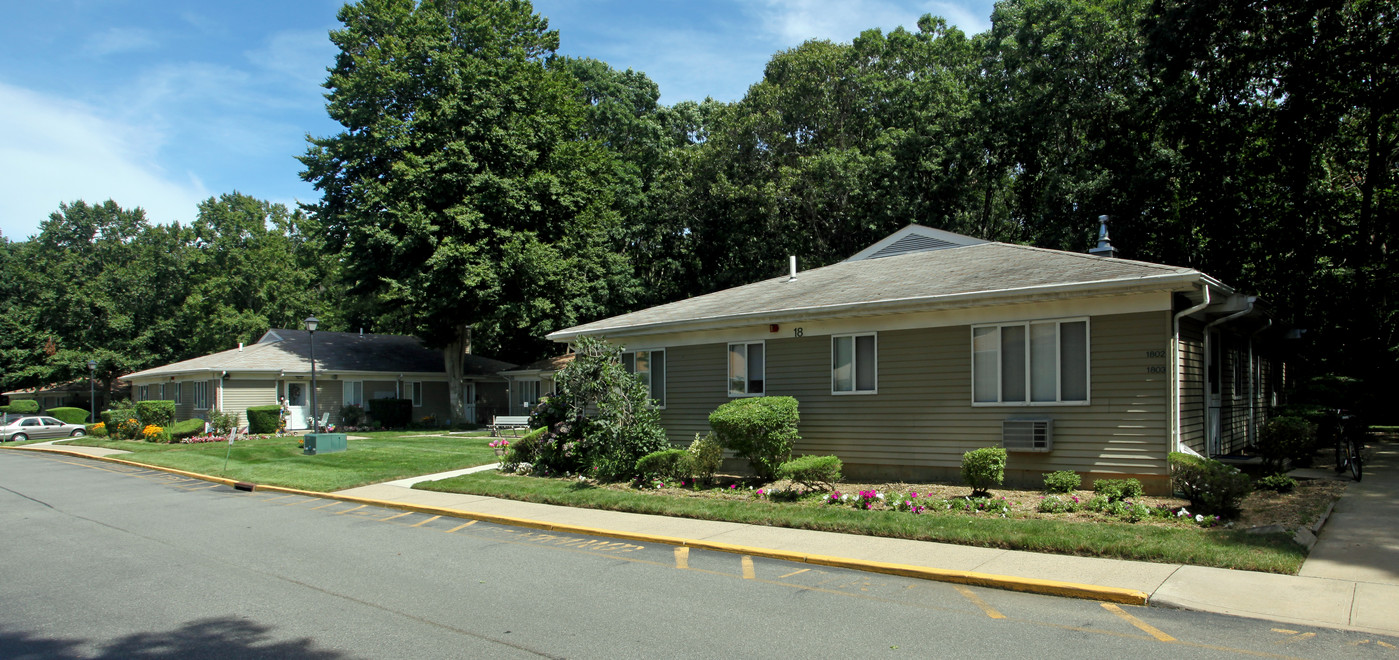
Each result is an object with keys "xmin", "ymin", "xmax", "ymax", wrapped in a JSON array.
[{"xmin": 300, "ymin": 0, "xmax": 635, "ymax": 423}]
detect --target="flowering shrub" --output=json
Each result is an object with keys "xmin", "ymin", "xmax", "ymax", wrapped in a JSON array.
[
  {"xmin": 141, "ymin": 424, "xmax": 165, "ymax": 441},
  {"xmin": 889, "ymin": 491, "xmax": 926, "ymax": 514},
  {"xmin": 117, "ymin": 417, "xmax": 144, "ymax": 440},
  {"xmin": 88, "ymin": 422, "xmax": 108, "ymax": 437},
  {"xmin": 488, "ymin": 439, "xmax": 510, "ymax": 449}
]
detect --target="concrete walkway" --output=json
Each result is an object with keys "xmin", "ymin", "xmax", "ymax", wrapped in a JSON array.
[{"xmin": 9, "ymin": 439, "xmax": 1398, "ymax": 636}]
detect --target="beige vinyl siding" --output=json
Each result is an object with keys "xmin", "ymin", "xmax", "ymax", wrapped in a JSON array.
[
  {"xmin": 659, "ymin": 311, "xmax": 1174, "ymax": 489},
  {"xmin": 171, "ymin": 379, "xmax": 198, "ymax": 421},
  {"xmin": 220, "ymin": 379, "xmax": 278, "ymax": 427},
  {"xmin": 1178, "ymin": 318, "xmax": 1206, "ymax": 453}
]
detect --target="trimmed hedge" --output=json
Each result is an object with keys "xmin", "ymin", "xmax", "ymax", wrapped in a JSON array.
[
  {"xmin": 6, "ymin": 399, "xmax": 40, "ymax": 414},
  {"xmin": 708, "ymin": 396, "xmax": 800, "ymax": 480},
  {"xmin": 368, "ymin": 398, "xmax": 412, "ymax": 429},
  {"xmin": 778, "ymin": 455, "xmax": 843, "ymax": 491},
  {"xmin": 46, "ymin": 407, "xmax": 92, "ymax": 424},
  {"xmin": 135, "ymin": 400, "xmax": 176, "ymax": 427},
  {"xmin": 1042, "ymin": 470, "xmax": 1081, "ymax": 494},
  {"xmin": 246, "ymin": 405, "xmax": 282, "ymax": 434},
  {"xmin": 170, "ymin": 418, "xmax": 206, "ymax": 440}
]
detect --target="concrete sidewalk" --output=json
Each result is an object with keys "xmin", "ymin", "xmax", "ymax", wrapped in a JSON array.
[
  {"xmin": 335, "ymin": 461, "xmax": 1399, "ymax": 636},
  {"xmin": 10, "ymin": 439, "xmax": 1398, "ymax": 636}
]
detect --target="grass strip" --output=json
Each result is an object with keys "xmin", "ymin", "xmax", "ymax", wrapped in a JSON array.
[
  {"xmin": 56, "ymin": 432, "xmax": 498, "ymax": 492},
  {"xmin": 417, "ymin": 472, "xmax": 1306, "ymax": 574}
]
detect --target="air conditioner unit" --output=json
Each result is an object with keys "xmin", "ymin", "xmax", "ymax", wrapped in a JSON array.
[{"xmin": 1003, "ymin": 419, "xmax": 1052, "ymax": 452}]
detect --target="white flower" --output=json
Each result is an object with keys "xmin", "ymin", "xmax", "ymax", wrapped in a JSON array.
[
  {"xmin": 875, "ymin": 493, "xmax": 885, "ymax": 500},
  {"xmin": 1194, "ymin": 514, "xmax": 1204, "ymax": 523}
]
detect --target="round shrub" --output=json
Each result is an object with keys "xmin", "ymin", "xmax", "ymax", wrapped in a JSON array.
[
  {"xmin": 86, "ymin": 422, "xmax": 108, "ymax": 437},
  {"xmin": 778, "ymin": 454, "xmax": 843, "ymax": 491},
  {"xmin": 46, "ymin": 407, "xmax": 92, "ymax": 424},
  {"xmin": 1042, "ymin": 470, "xmax": 1081, "ymax": 494},
  {"xmin": 340, "ymin": 404, "xmax": 367, "ymax": 428},
  {"xmin": 1254, "ymin": 473, "xmax": 1297, "ymax": 493},
  {"xmin": 961, "ymin": 447, "xmax": 1007, "ymax": 495},
  {"xmin": 1257, "ymin": 416, "xmax": 1316, "ymax": 472},
  {"xmin": 1169, "ymin": 452, "xmax": 1252, "ymax": 518},
  {"xmin": 246, "ymin": 405, "xmax": 282, "ymax": 434},
  {"xmin": 688, "ymin": 433, "xmax": 723, "ymax": 482},
  {"xmin": 708, "ymin": 396, "xmax": 800, "ymax": 480}
]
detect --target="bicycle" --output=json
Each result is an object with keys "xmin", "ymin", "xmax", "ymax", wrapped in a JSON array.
[{"xmin": 1335, "ymin": 412, "xmax": 1364, "ymax": 481}]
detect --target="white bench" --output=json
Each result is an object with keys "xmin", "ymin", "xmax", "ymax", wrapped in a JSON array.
[{"xmin": 489, "ymin": 415, "xmax": 531, "ymax": 437}]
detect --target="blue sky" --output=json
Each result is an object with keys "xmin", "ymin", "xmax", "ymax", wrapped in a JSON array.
[{"xmin": 0, "ymin": 0, "xmax": 994, "ymax": 241}]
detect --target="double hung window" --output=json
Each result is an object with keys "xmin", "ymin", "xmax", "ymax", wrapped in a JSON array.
[
  {"xmin": 972, "ymin": 319, "xmax": 1088, "ymax": 404},
  {"xmin": 622, "ymin": 349, "xmax": 666, "ymax": 407},
  {"xmin": 343, "ymin": 381, "xmax": 364, "ymax": 407},
  {"xmin": 832, "ymin": 334, "xmax": 877, "ymax": 394},
  {"xmin": 727, "ymin": 342, "xmax": 765, "ymax": 396},
  {"xmin": 193, "ymin": 381, "xmax": 210, "ymax": 410},
  {"xmin": 408, "ymin": 381, "xmax": 423, "ymax": 407}
]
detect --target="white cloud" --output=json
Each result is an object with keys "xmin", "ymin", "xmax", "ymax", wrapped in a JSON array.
[
  {"xmin": 0, "ymin": 82, "xmax": 208, "ymax": 240},
  {"xmin": 85, "ymin": 27, "xmax": 159, "ymax": 57},
  {"xmin": 245, "ymin": 28, "xmax": 338, "ymax": 90}
]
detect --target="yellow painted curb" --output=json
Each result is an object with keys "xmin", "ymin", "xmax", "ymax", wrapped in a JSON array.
[{"xmin": 4, "ymin": 445, "xmax": 1149, "ymax": 605}]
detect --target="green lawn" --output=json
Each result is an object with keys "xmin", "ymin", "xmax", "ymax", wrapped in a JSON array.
[
  {"xmin": 416, "ymin": 472, "xmax": 1306, "ymax": 574},
  {"xmin": 57, "ymin": 431, "xmax": 499, "ymax": 491}
]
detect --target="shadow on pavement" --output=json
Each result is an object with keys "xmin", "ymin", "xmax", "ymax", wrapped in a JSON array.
[{"xmin": 0, "ymin": 617, "xmax": 352, "ymax": 660}]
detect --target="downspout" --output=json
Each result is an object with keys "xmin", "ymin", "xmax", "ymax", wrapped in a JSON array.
[
  {"xmin": 1247, "ymin": 319, "xmax": 1273, "ymax": 447},
  {"xmin": 1173, "ymin": 285, "xmax": 1212, "ymax": 452},
  {"xmin": 1203, "ymin": 297, "xmax": 1257, "ymax": 455}
]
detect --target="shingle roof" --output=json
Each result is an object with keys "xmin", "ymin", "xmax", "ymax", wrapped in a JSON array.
[
  {"xmin": 121, "ymin": 330, "xmax": 515, "ymax": 380},
  {"xmin": 551, "ymin": 240, "xmax": 1200, "ymax": 340}
]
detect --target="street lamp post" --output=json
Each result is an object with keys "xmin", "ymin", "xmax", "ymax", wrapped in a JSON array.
[
  {"xmin": 87, "ymin": 359, "xmax": 97, "ymax": 424},
  {"xmin": 305, "ymin": 316, "xmax": 319, "ymax": 433}
]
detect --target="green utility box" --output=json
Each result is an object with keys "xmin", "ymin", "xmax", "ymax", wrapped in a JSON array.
[{"xmin": 303, "ymin": 433, "xmax": 347, "ymax": 455}]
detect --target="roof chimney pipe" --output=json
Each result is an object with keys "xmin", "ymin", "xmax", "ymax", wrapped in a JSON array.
[
  {"xmin": 787, "ymin": 255, "xmax": 797, "ymax": 282},
  {"xmin": 1089, "ymin": 215, "xmax": 1118, "ymax": 258}
]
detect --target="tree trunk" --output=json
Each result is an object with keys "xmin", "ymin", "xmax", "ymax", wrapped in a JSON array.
[{"xmin": 443, "ymin": 325, "xmax": 471, "ymax": 425}]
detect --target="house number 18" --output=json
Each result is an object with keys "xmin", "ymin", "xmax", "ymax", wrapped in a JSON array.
[{"xmin": 793, "ymin": 327, "xmax": 804, "ymax": 338}]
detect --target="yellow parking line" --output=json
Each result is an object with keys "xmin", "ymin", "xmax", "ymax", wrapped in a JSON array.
[
  {"xmin": 335, "ymin": 504, "xmax": 368, "ymax": 515},
  {"xmin": 260, "ymin": 494, "xmax": 298, "ymax": 502},
  {"xmin": 954, "ymin": 585, "xmax": 1006, "ymax": 619},
  {"xmin": 1274, "ymin": 632, "xmax": 1315, "ymax": 646},
  {"xmin": 1101, "ymin": 603, "xmax": 1175, "ymax": 642},
  {"xmin": 741, "ymin": 555, "xmax": 755, "ymax": 580},
  {"xmin": 309, "ymin": 501, "xmax": 341, "ymax": 510},
  {"xmin": 445, "ymin": 521, "xmax": 478, "ymax": 533},
  {"xmin": 674, "ymin": 547, "xmax": 689, "ymax": 570},
  {"xmin": 410, "ymin": 515, "xmax": 441, "ymax": 528},
  {"xmin": 378, "ymin": 511, "xmax": 414, "ymax": 522},
  {"xmin": 778, "ymin": 568, "xmax": 810, "ymax": 579}
]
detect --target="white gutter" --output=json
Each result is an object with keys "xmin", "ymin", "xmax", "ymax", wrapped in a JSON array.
[
  {"xmin": 1202, "ymin": 297, "xmax": 1257, "ymax": 456},
  {"xmin": 1172, "ymin": 285, "xmax": 1213, "ymax": 453},
  {"xmin": 550, "ymin": 271, "xmax": 1221, "ymax": 342}
]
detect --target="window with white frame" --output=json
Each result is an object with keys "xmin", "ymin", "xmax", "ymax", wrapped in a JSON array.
[
  {"xmin": 344, "ymin": 380, "xmax": 364, "ymax": 407},
  {"xmin": 622, "ymin": 349, "xmax": 666, "ymax": 407},
  {"xmin": 832, "ymin": 334, "xmax": 877, "ymax": 394},
  {"xmin": 193, "ymin": 381, "xmax": 210, "ymax": 410},
  {"xmin": 727, "ymin": 342, "xmax": 765, "ymax": 396},
  {"xmin": 408, "ymin": 381, "xmax": 423, "ymax": 407},
  {"xmin": 514, "ymin": 380, "xmax": 540, "ymax": 411},
  {"xmin": 972, "ymin": 319, "xmax": 1088, "ymax": 404}
]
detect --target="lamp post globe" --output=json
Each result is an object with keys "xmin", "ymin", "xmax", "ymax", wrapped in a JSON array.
[{"xmin": 305, "ymin": 317, "xmax": 320, "ymax": 432}]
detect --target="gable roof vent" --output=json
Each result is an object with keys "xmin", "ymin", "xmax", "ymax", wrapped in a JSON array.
[
  {"xmin": 1003, "ymin": 418, "xmax": 1053, "ymax": 452},
  {"xmin": 867, "ymin": 234, "xmax": 959, "ymax": 259}
]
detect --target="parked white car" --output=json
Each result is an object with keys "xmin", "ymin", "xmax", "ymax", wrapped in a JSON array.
[{"xmin": 1, "ymin": 415, "xmax": 88, "ymax": 442}]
